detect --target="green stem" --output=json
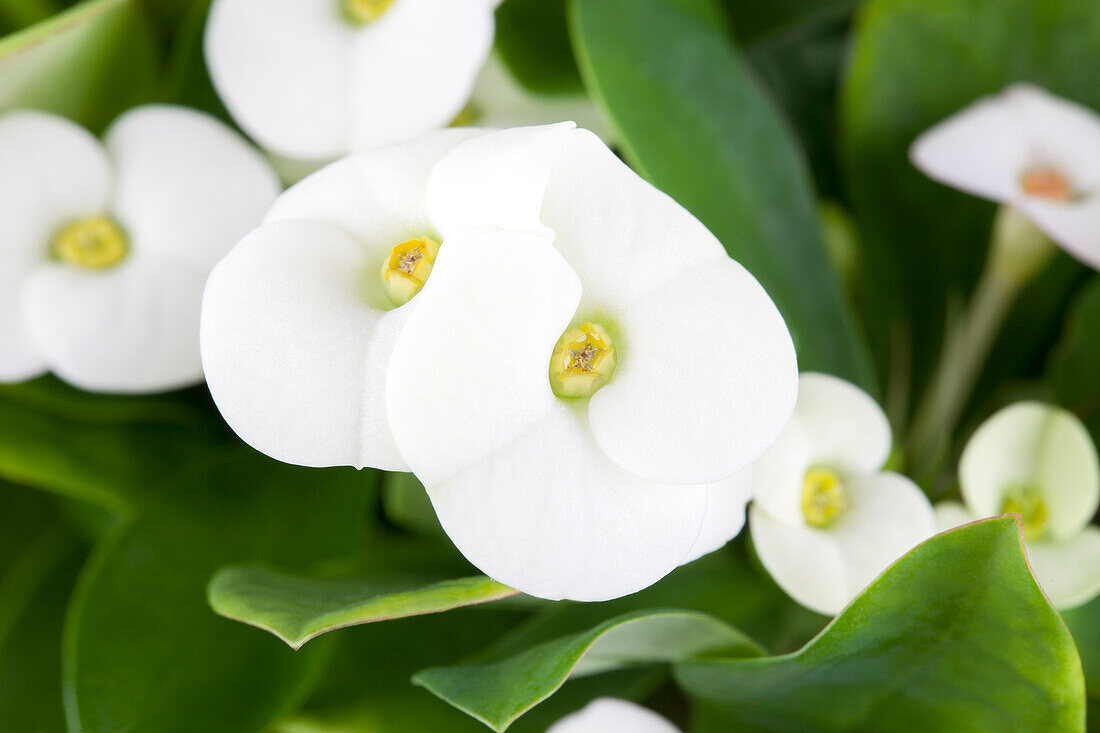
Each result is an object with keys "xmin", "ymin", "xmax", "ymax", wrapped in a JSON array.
[{"xmin": 907, "ymin": 207, "xmax": 1055, "ymax": 480}]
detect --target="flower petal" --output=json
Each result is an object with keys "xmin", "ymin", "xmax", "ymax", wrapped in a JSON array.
[
  {"xmin": 909, "ymin": 87, "xmax": 1034, "ymax": 202},
  {"xmin": 998, "ymin": 85, "xmax": 1100, "ymax": 192},
  {"xmin": 932, "ymin": 501, "xmax": 976, "ymax": 532},
  {"xmin": 0, "ymin": 110, "xmax": 110, "ymax": 381},
  {"xmin": 750, "ymin": 417, "xmax": 812, "ymax": 525},
  {"xmin": 268, "ymin": 127, "xmax": 488, "ymax": 246},
  {"xmin": 793, "ymin": 372, "xmax": 892, "ymax": 474},
  {"xmin": 105, "ymin": 105, "xmax": 280, "ymax": 271},
  {"xmin": 680, "ymin": 468, "xmax": 753, "ymax": 564},
  {"xmin": 201, "ymin": 219, "xmax": 408, "ymax": 470},
  {"xmin": 204, "ymin": 0, "xmax": 355, "ymax": 160},
  {"xmin": 386, "ymin": 229, "xmax": 707, "ymax": 600},
  {"xmin": 547, "ymin": 698, "xmax": 679, "ymax": 733},
  {"xmin": 426, "ymin": 122, "xmax": 576, "ymax": 238},
  {"xmin": 22, "ymin": 257, "xmax": 207, "ymax": 393},
  {"xmin": 959, "ymin": 402, "xmax": 1099, "ymax": 541},
  {"xmin": 587, "ymin": 255, "xmax": 798, "ymax": 485},
  {"xmin": 1017, "ymin": 196, "xmax": 1100, "ymax": 270},
  {"xmin": 1026, "ymin": 527, "xmax": 1100, "ymax": 610},
  {"xmin": 348, "ymin": 0, "xmax": 495, "ymax": 150},
  {"xmin": 752, "ymin": 472, "xmax": 935, "ymax": 616}
]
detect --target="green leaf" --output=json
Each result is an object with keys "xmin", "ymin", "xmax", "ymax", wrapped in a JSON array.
[
  {"xmin": 840, "ymin": 0, "xmax": 1100, "ymax": 405},
  {"xmin": 0, "ymin": 0, "xmax": 159, "ymax": 133},
  {"xmin": 209, "ymin": 567, "xmax": 517, "ymax": 650},
  {"xmin": 381, "ymin": 471, "xmax": 444, "ymax": 536},
  {"xmin": 570, "ymin": 0, "xmax": 872, "ymax": 387},
  {"xmin": 1049, "ymin": 278, "xmax": 1100, "ymax": 442},
  {"xmin": 62, "ymin": 447, "xmax": 375, "ymax": 733},
  {"xmin": 494, "ymin": 0, "xmax": 582, "ymax": 94},
  {"xmin": 0, "ymin": 378, "xmax": 230, "ymax": 513},
  {"xmin": 675, "ymin": 516, "xmax": 1086, "ymax": 732},
  {"xmin": 1062, "ymin": 596, "xmax": 1100, "ymax": 729},
  {"xmin": 415, "ymin": 609, "xmax": 762, "ymax": 732}
]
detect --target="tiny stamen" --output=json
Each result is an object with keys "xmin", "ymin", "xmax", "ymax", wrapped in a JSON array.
[{"xmin": 51, "ymin": 216, "xmax": 128, "ymax": 270}]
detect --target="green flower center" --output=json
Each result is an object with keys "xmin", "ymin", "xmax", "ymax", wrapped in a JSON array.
[{"xmin": 549, "ymin": 322, "xmax": 617, "ymax": 399}]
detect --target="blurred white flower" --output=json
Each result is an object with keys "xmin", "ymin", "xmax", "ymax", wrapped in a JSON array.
[
  {"xmin": 749, "ymin": 373, "xmax": 936, "ymax": 616},
  {"xmin": 0, "ymin": 106, "xmax": 278, "ymax": 393},
  {"xmin": 204, "ymin": 0, "xmax": 500, "ymax": 161},
  {"xmin": 547, "ymin": 698, "xmax": 679, "ymax": 733},
  {"xmin": 936, "ymin": 402, "xmax": 1100, "ymax": 609},
  {"xmin": 203, "ymin": 122, "xmax": 796, "ymax": 601},
  {"xmin": 911, "ymin": 84, "xmax": 1100, "ymax": 269}
]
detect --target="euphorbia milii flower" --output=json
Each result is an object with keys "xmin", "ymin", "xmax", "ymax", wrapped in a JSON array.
[
  {"xmin": 0, "ymin": 106, "xmax": 278, "ymax": 393},
  {"xmin": 204, "ymin": 0, "xmax": 501, "ymax": 161},
  {"xmin": 911, "ymin": 84, "xmax": 1100, "ymax": 269},
  {"xmin": 202, "ymin": 123, "xmax": 796, "ymax": 601},
  {"xmin": 936, "ymin": 402, "xmax": 1100, "ymax": 609},
  {"xmin": 749, "ymin": 373, "xmax": 936, "ymax": 616},
  {"xmin": 547, "ymin": 699, "xmax": 679, "ymax": 733}
]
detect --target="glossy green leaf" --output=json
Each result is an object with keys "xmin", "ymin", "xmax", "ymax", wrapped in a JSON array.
[
  {"xmin": 209, "ymin": 567, "xmax": 517, "ymax": 650},
  {"xmin": 570, "ymin": 0, "xmax": 872, "ymax": 386},
  {"xmin": 415, "ymin": 609, "xmax": 762, "ymax": 731},
  {"xmin": 62, "ymin": 447, "xmax": 375, "ymax": 733},
  {"xmin": 1049, "ymin": 278, "xmax": 1100, "ymax": 442},
  {"xmin": 675, "ymin": 517, "xmax": 1085, "ymax": 732},
  {"xmin": 0, "ymin": 0, "xmax": 158, "ymax": 133},
  {"xmin": 841, "ymin": 0, "xmax": 1100, "ymax": 403},
  {"xmin": 1062, "ymin": 596, "xmax": 1100, "ymax": 732},
  {"xmin": 494, "ymin": 0, "xmax": 582, "ymax": 94}
]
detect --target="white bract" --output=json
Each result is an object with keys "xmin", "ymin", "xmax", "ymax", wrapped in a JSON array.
[
  {"xmin": 547, "ymin": 698, "xmax": 679, "ymax": 733},
  {"xmin": 936, "ymin": 402, "xmax": 1100, "ymax": 609},
  {"xmin": 749, "ymin": 373, "xmax": 936, "ymax": 616},
  {"xmin": 204, "ymin": 0, "xmax": 500, "ymax": 162},
  {"xmin": 0, "ymin": 106, "xmax": 279, "ymax": 393},
  {"xmin": 911, "ymin": 84, "xmax": 1100, "ymax": 270},
  {"xmin": 202, "ymin": 122, "xmax": 797, "ymax": 601}
]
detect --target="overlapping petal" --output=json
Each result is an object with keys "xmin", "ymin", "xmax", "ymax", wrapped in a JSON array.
[
  {"xmin": 1026, "ymin": 527, "xmax": 1100, "ymax": 610},
  {"xmin": 202, "ymin": 220, "xmax": 408, "ymax": 470},
  {"xmin": 106, "ymin": 105, "xmax": 280, "ymax": 270},
  {"xmin": 680, "ymin": 468, "xmax": 753, "ymax": 564},
  {"xmin": 960, "ymin": 402, "xmax": 1099, "ymax": 541},
  {"xmin": 547, "ymin": 699, "xmax": 679, "ymax": 733},
  {"xmin": 752, "ymin": 472, "xmax": 935, "ymax": 616},
  {"xmin": 22, "ymin": 257, "xmax": 208, "ymax": 393},
  {"xmin": 385, "ymin": 230, "xmax": 708, "ymax": 600},
  {"xmin": 792, "ymin": 372, "xmax": 892, "ymax": 474},
  {"xmin": 1016, "ymin": 197, "xmax": 1100, "ymax": 270}
]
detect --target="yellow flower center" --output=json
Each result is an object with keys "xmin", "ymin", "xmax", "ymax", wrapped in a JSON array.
[
  {"xmin": 549, "ymin": 322, "xmax": 617, "ymax": 399},
  {"xmin": 1001, "ymin": 485, "xmax": 1048, "ymax": 541},
  {"xmin": 342, "ymin": 0, "xmax": 396, "ymax": 24},
  {"xmin": 801, "ymin": 467, "xmax": 846, "ymax": 528},
  {"xmin": 52, "ymin": 216, "xmax": 128, "ymax": 269},
  {"xmin": 1020, "ymin": 167, "xmax": 1074, "ymax": 202},
  {"xmin": 380, "ymin": 236, "xmax": 440, "ymax": 307}
]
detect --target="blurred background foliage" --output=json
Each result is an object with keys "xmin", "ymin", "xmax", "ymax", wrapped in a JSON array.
[{"xmin": 0, "ymin": 0, "xmax": 1098, "ymax": 730}]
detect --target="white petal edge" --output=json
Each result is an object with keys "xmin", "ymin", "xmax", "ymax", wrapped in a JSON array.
[
  {"xmin": 1026, "ymin": 526, "xmax": 1100, "ymax": 610},
  {"xmin": 932, "ymin": 500, "xmax": 976, "ymax": 533},
  {"xmin": 0, "ymin": 110, "xmax": 111, "ymax": 382},
  {"xmin": 680, "ymin": 467, "xmax": 753, "ymax": 564},
  {"xmin": 587, "ymin": 255, "xmax": 798, "ymax": 484},
  {"xmin": 792, "ymin": 372, "xmax": 893, "ymax": 475},
  {"xmin": 204, "ymin": 0, "xmax": 355, "ymax": 160},
  {"xmin": 749, "ymin": 504, "xmax": 848, "ymax": 616},
  {"xmin": 22, "ymin": 256, "xmax": 207, "ymax": 393},
  {"xmin": 426, "ymin": 122, "xmax": 575, "ymax": 238},
  {"xmin": 547, "ymin": 699, "xmax": 679, "ymax": 733},
  {"xmin": 201, "ymin": 219, "xmax": 409, "ymax": 470},
  {"xmin": 750, "ymin": 416, "xmax": 812, "ymax": 526},
  {"xmin": 959, "ymin": 402, "xmax": 1099, "ymax": 541},
  {"xmin": 386, "ymin": 229, "xmax": 708, "ymax": 600},
  {"xmin": 1017, "ymin": 196, "xmax": 1100, "ymax": 271},
  {"xmin": 106, "ymin": 105, "xmax": 281, "ymax": 271},
  {"xmin": 348, "ymin": 0, "xmax": 496, "ymax": 150}
]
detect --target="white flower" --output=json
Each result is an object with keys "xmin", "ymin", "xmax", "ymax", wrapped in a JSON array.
[
  {"xmin": 0, "ymin": 106, "xmax": 279, "ymax": 393},
  {"xmin": 749, "ymin": 373, "xmax": 936, "ymax": 616},
  {"xmin": 936, "ymin": 402, "xmax": 1100, "ymax": 609},
  {"xmin": 910, "ymin": 84, "xmax": 1100, "ymax": 270},
  {"xmin": 204, "ymin": 0, "xmax": 501, "ymax": 162},
  {"xmin": 547, "ymin": 699, "xmax": 679, "ymax": 733},
  {"xmin": 202, "ymin": 123, "xmax": 797, "ymax": 601}
]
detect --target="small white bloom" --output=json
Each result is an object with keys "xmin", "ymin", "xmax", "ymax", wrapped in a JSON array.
[
  {"xmin": 910, "ymin": 84, "xmax": 1100, "ymax": 269},
  {"xmin": 203, "ymin": 123, "xmax": 796, "ymax": 601},
  {"xmin": 749, "ymin": 373, "xmax": 936, "ymax": 616},
  {"xmin": 204, "ymin": 0, "xmax": 500, "ymax": 161},
  {"xmin": 937, "ymin": 402, "xmax": 1100, "ymax": 609},
  {"xmin": 547, "ymin": 698, "xmax": 679, "ymax": 733},
  {"xmin": 0, "ymin": 106, "xmax": 279, "ymax": 393}
]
